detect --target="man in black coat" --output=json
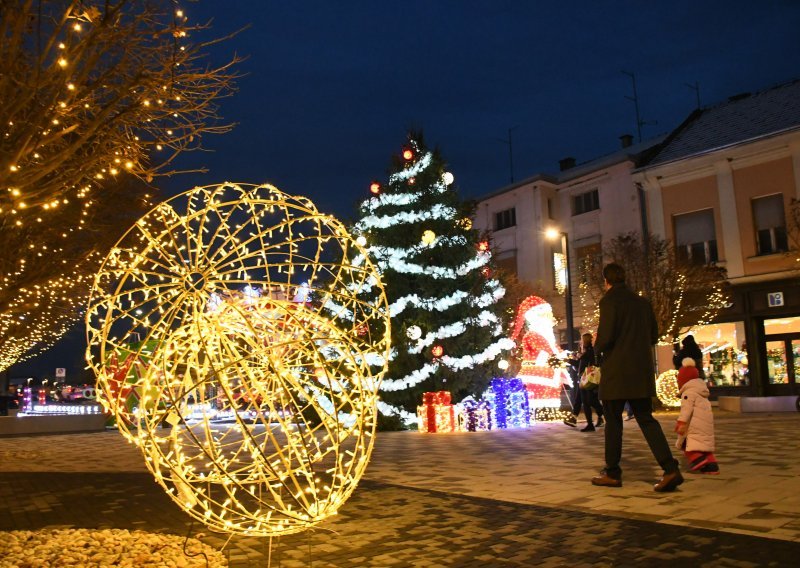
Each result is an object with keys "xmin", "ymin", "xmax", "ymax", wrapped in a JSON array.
[{"xmin": 591, "ymin": 263, "xmax": 683, "ymax": 492}]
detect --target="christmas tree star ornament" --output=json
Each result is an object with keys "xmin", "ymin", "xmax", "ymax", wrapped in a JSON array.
[{"xmin": 86, "ymin": 182, "xmax": 390, "ymax": 537}]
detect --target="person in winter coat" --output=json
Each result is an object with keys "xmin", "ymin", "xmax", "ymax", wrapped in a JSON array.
[
  {"xmin": 564, "ymin": 333, "xmax": 604, "ymax": 431},
  {"xmin": 673, "ymin": 335, "xmax": 705, "ymax": 378},
  {"xmin": 591, "ymin": 263, "xmax": 682, "ymax": 492},
  {"xmin": 675, "ymin": 358, "xmax": 719, "ymax": 474}
]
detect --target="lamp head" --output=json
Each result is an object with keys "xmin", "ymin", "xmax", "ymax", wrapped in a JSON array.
[{"xmin": 545, "ymin": 228, "xmax": 560, "ymax": 241}]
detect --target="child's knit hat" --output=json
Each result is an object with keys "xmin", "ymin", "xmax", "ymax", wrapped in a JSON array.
[{"xmin": 677, "ymin": 357, "xmax": 700, "ymax": 389}]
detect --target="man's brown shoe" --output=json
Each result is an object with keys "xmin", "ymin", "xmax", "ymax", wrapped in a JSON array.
[
  {"xmin": 653, "ymin": 470, "xmax": 684, "ymax": 492},
  {"xmin": 591, "ymin": 473, "xmax": 622, "ymax": 487}
]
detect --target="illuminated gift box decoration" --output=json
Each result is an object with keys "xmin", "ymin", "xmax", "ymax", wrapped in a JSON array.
[
  {"xmin": 488, "ymin": 377, "xmax": 529, "ymax": 429},
  {"xmin": 86, "ymin": 182, "xmax": 390, "ymax": 537},
  {"xmin": 417, "ymin": 391, "xmax": 455, "ymax": 433},
  {"xmin": 459, "ymin": 397, "xmax": 491, "ymax": 432}
]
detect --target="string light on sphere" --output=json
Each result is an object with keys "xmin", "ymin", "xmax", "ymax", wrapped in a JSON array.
[
  {"xmin": 431, "ymin": 344, "xmax": 444, "ymax": 358},
  {"xmin": 421, "ymin": 229, "xmax": 436, "ymax": 246},
  {"xmin": 86, "ymin": 182, "xmax": 391, "ymax": 537},
  {"xmin": 369, "ymin": 181, "xmax": 381, "ymax": 195},
  {"xmin": 442, "ymin": 172, "xmax": 454, "ymax": 185},
  {"xmin": 497, "ymin": 359, "xmax": 509, "ymax": 371},
  {"xmin": 656, "ymin": 370, "xmax": 681, "ymax": 408},
  {"xmin": 402, "ymin": 148, "xmax": 414, "ymax": 160}
]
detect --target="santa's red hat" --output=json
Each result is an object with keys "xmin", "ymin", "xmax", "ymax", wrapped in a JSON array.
[
  {"xmin": 677, "ymin": 357, "xmax": 700, "ymax": 390},
  {"xmin": 512, "ymin": 295, "xmax": 550, "ymax": 340}
]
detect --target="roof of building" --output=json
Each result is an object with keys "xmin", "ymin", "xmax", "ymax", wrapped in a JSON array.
[
  {"xmin": 477, "ymin": 135, "xmax": 665, "ymax": 201},
  {"xmin": 643, "ymin": 79, "xmax": 800, "ymax": 168}
]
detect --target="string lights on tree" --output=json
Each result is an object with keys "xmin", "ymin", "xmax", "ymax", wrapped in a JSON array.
[
  {"xmin": 0, "ymin": 1, "xmax": 241, "ymax": 371},
  {"xmin": 354, "ymin": 133, "xmax": 514, "ymax": 424},
  {"xmin": 578, "ymin": 232, "xmax": 729, "ymax": 345}
]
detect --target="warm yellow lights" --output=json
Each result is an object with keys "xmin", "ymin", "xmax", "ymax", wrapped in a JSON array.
[
  {"xmin": 544, "ymin": 227, "xmax": 560, "ymax": 241},
  {"xmin": 656, "ymin": 370, "xmax": 681, "ymax": 408},
  {"xmin": 57, "ymin": 58, "xmax": 68, "ymax": 67},
  {"xmin": 86, "ymin": 182, "xmax": 390, "ymax": 537}
]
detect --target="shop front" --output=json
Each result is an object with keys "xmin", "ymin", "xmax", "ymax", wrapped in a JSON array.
[{"xmin": 672, "ymin": 277, "xmax": 800, "ymax": 401}]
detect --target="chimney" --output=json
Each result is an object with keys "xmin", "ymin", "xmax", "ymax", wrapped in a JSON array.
[
  {"xmin": 559, "ymin": 157, "xmax": 576, "ymax": 171},
  {"xmin": 619, "ymin": 134, "xmax": 634, "ymax": 148}
]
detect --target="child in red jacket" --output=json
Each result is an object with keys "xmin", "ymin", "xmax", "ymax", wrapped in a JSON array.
[{"xmin": 675, "ymin": 358, "xmax": 720, "ymax": 474}]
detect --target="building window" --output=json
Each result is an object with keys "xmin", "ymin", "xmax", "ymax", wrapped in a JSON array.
[
  {"xmin": 494, "ymin": 207, "xmax": 516, "ymax": 231},
  {"xmin": 572, "ymin": 189, "xmax": 599, "ymax": 216},
  {"xmin": 752, "ymin": 194, "xmax": 788, "ymax": 255},
  {"xmin": 547, "ymin": 198, "xmax": 554, "ymax": 220},
  {"xmin": 674, "ymin": 209, "xmax": 718, "ymax": 265},
  {"xmin": 676, "ymin": 322, "xmax": 749, "ymax": 387},
  {"xmin": 575, "ymin": 242, "xmax": 602, "ymax": 285}
]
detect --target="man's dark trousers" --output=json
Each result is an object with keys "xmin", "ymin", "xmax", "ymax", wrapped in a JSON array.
[{"xmin": 603, "ymin": 398, "xmax": 678, "ymax": 479}]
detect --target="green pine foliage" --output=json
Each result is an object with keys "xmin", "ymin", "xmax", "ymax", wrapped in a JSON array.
[{"xmin": 354, "ymin": 133, "xmax": 513, "ymax": 421}]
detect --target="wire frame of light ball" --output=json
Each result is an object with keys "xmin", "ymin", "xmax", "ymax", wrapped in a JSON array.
[{"xmin": 85, "ymin": 182, "xmax": 391, "ymax": 537}]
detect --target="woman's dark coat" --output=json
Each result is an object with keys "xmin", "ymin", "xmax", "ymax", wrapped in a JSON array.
[{"xmin": 594, "ymin": 283, "xmax": 659, "ymax": 400}]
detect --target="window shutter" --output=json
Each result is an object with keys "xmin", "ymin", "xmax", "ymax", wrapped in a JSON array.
[
  {"xmin": 674, "ymin": 210, "xmax": 715, "ymax": 246},
  {"xmin": 752, "ymin": 195, "xmax": 784, "ymax": 230}
]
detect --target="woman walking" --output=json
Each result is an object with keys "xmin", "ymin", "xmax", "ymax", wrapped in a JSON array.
[{"xmin": 564, "ymin": 333, "xmax": 604, "ymax": 431}]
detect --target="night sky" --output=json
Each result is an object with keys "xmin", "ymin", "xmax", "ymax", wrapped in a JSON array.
[{"xmin": 13, "ymin": 0, "xmax": 800, "ymax": 380}]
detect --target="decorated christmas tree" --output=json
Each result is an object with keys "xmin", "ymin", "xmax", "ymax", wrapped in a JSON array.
[{"xmin": 354, "ymin": 133, "xmax": 514, "ymax": 423}]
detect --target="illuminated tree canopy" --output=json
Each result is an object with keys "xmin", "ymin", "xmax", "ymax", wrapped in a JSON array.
[
  {"xmin": 578, "ymin": 232, "xmax": 729, "ymax": 343},
  {"xmin": 0, "ymin": 0, "xmax": 241, "ymax": 371}
]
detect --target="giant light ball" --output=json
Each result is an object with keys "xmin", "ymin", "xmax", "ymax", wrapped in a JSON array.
[{"xmin": 86, "ymin": 183, "xmax": 390, "ymax": 536}]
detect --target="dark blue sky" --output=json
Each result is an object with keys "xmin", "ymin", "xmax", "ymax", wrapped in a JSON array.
[{"xmin": 14, "ymin": 0, "xmax": 800, "ymax": 379}]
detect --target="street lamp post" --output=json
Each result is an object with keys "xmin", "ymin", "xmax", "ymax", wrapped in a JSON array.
[{"xmin": 546, "ymin": 228, "xmax": 574, "ymax": 352}]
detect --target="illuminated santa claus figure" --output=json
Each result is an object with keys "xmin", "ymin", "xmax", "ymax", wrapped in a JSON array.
[{"xmin": 510, "ymin": 295, "xmax": 568, "ymax": 417}]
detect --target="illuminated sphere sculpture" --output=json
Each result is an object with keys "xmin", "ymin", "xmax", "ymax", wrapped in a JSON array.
[
  {"xmin": 86, "ymin": 183, "xmax": 390, "ymax": 536},
  {"xmin": 656, "ymin": 370, "xmax": 681, "ymax": 408}
]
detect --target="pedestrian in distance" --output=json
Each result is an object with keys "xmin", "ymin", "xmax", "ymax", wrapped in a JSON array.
[
  {"xmin": 675, "ymin": 358, "xmax": 720, "ymax": 474},
  {"xmin": 673, "ymin": 334, "xmax": 705, "ymax": 378},
  {"xmin": 590, "ymin": 263, "xmax": 684, "ymax": 492},
  {"xmin": 563, "ymin": 333, "xmax": 604, "ymax": 431}
]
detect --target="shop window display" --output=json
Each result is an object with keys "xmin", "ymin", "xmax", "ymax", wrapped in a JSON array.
[
  {"xmin": 763, "ymin": 316, "xmax": 800, "ymax": 385},
  {"xmin": 676, "ymin": 322, "xmax": 749, "ymax": 387}
]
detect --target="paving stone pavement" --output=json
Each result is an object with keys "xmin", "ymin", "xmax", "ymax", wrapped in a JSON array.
[{"xmin": 0, "ymin": 410, "xmax": 798, "ymax": 567}]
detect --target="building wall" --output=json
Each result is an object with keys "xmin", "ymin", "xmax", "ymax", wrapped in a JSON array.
[
  {"xmin": 732, "ymin": 157, "xmax": 796, "ymax": 276},
  {"xmin": 473, "ymin": 156, "xmax": 648, "ymax": 340},
  {"xmin": 636, "ymin": 129, "xmax": 800, "ymax": 397},
  {"xmin": 659, "ymin": 175, "xmax": 720, "ymax": 248}
]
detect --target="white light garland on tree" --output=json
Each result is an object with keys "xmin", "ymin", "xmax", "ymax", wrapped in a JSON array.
[{"xmin": 353, "ymin": 135, "xmax": 513, "ymax": 423}]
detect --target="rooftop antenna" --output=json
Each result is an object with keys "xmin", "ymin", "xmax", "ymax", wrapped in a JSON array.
[
  {"xmin": 495, "ymin": 125, "xmax": 519, "ymax": 184},
  {"xmin": 685, "ymin": 81, "xmax": 701, "ymax": 109},
  {"xmin": 622, "ymin": 71, "xmax": 656, "ymax": 142}
]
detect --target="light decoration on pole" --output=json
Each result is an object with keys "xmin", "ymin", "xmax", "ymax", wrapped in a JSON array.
[
  {"xmin": 545, "ymin": 228, "xmax": 575, "ymax": 351},
  {"xmin": 86, "ymin": 182, "xmax": 391, "ymax": 537}
]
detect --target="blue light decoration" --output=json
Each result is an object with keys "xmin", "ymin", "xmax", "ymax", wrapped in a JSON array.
[
  {"xmin": 459, "ymin": 396, "xmax": 492, "ymax": 431},
  {"xmin": 488, "ymin": 377, "xmax": 529, "ymax": 429}
]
